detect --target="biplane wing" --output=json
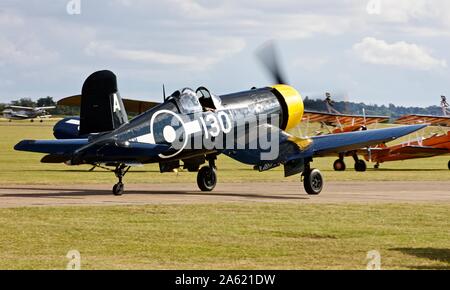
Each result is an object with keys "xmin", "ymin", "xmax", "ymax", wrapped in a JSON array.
[
  {"xmin": 390, "ymin": 146, "xmax": 449, "ymax": 157},
  {"xmin": 395, "ymin": 114, "xmax": 450, "ymax": 127},
  {"xmin": 36, "ymin": 106, "xmax": 56, "ymax": 110},
  {"xmin": 7, "ymin": 106, "xmax": 36, "ymax": 111},
  {"xmin": 58, "ymin": 95, "xmax": 160, "ymax": 114},
  {"xmin": 302, "ymin": 110, "xmax": 390, "ymax": 126}
]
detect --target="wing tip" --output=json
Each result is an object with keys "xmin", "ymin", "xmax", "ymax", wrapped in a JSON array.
[{"xmin": 14, "ymin": 140, "xmax": 35, "ymax": 151}]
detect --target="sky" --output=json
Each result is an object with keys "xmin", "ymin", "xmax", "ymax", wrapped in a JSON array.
[{"xmin": 1, "ymin": 0, "xmax": 450, "ymax": 107}]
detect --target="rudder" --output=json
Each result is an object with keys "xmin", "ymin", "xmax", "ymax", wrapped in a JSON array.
[{"xmin": 79, "ymin": 70, "xmax": 128, "ymax": 135}]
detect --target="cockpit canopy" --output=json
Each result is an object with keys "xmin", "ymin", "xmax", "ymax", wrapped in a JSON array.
[{"xmin": 169, "ymin": 87, "xmax": 221, "ymax": 114}]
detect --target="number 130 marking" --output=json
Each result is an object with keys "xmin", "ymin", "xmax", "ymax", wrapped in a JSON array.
[{"xmin": 200, "ymin": 112, "xmax": 232, "ymax": 139}]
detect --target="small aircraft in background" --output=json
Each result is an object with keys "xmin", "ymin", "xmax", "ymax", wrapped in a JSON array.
[
  {"xmin": 2, "ymin": 105, "xmax": 56, "ymax": 122},
  {"xmin": 14, "ymin": 43, "xmax": 426, "ymax": 196},
  {"xmin": 360, "ymin": 130, "xmax": 450, "ymax": 170},
  {"xmin": 362, "ymin": 96, "xmax": 449, "ymax": 171}
]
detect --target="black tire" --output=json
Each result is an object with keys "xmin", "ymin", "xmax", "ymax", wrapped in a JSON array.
[
  {"xmin": 333, "ymin": 159, "xmax": 346, "ymax": 171},
  {"xmin": 303, "ymin": 169, "xmax": 323, "ymax": 195},
  {"xmin": 113, "ymin": 183, "xmax": 124, "ymax": 196},
  {"xmin": 374, "ymin": 164, "xmax": 380, "ymax": 169},
  {"xmin": 355, "ymin": 160, "xmax": 367, "ymax": 172},
  {"xmin": 448, "ymin": 160, "xmax": 450, "ymax": 170},
  {"xmin": 197, "ymin": 166, "xmax": 217, "ymax": 192}
]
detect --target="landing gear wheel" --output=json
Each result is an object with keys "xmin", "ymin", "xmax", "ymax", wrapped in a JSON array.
[
  {"xmin": 113, "ymin": 183, "xmax": 124, "ymax": 196},
  {"xmin": 374, "ymin": 163, "xmax": 380, "ymax": 169},
  {"xmin": 448, "ymin": 160, "xmax": 450, "ymax": 170},
  {"xmin": 111, "ymin": 164, "xmax": 130, "ymax": 196},
  {"xmin": 197, "ymin": 166, "xmax": 217, "ymax": 192},
  {"xmin": 303, "ymin": 169, "xmax": 323, "ymax": 195},
  {"xmin": 355, "ymin": 160, "xmax": 367, "ymax": 172},
  {"xmin": 333, "ymin": 159, "xmax": 346, "ymax": 171}
]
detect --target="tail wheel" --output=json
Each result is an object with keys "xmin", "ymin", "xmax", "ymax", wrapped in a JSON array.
[
  {"xmin": 355, "ymin": 160, "xmax": 367, "ymax": 172},
  {"xmin": 333, "ymin": 159, "xmax": 346, "ymax": 171},
  {"xmin": 197, "ymin": 166, "xmax": 217, "ymax": 192},
  {"xmin": 303, "ymin": 169, "xmax": 323, "ymax": 195}
]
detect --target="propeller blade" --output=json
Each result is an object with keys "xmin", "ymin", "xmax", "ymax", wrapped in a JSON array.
[{"xmin": 256, "ymin": 41, "xmax": 288, "ymax": 85}]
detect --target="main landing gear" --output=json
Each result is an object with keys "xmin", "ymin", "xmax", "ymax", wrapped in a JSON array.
[
  {"xmin": 354, "ymin": 159, "xmax": 367, "ymax": 172},
  {"xmin": 352, "ymin": 152, "xmax": 366, "ymax": 172},
  {"xmin": 333, "ymin": 154, "xmax": 346, "ymax": 171},
  {"xmin": 333, "ymin": 152, "xmax": 367, "ymax": 172},
  {"xmin": 113, "ymin": 164, "xmax": 130, "ymax": 196},
  {"xmin": 448, "ymin": 160, "xmax": 450, "ymax": 170},
  {"xmin": 302, "ymin": 163, "xmax": 323, "ymax": 195},
  {"xmin": 197, "ymin": 158, "xmax": 217, "ymax": 192}
]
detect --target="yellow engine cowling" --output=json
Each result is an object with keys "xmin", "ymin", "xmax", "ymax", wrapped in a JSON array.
[{"xmin": 271, "ymin": 84, "xmax": 304, "ymax": 130}]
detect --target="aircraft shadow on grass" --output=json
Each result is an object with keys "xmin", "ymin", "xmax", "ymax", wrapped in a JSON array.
[
  {"xmin": 0, "ymin": 187, "xmax": 308, "ymax": 200},
  {"xmin": 392, "ymin": 248, "xmax": 450, "ymax": 270},
  {"xmin": 18, "ymin": 168, "xmax": 449, "ymax": 174}
]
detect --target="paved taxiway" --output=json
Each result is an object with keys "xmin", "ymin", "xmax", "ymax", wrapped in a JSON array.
[{"xmin": 0, "ymin": 181, "xmax": 449, "ymax": 208}]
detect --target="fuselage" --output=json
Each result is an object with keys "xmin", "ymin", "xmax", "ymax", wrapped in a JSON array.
[{"xmin": 72, "ymin": 85, "xmax": 305, "ymax": 165}]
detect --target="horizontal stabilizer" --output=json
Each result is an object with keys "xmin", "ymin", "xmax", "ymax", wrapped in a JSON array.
[{"xmin": 14, "ymin": 139, "xmax": 89, "ymax": 154}]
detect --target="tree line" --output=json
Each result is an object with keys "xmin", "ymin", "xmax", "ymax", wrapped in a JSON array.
[
  {"xmin": 0, "ymin": 96, "xmax": 444, "ymax": 119},
  {"xmin": 303, "ymin": 97, "xmax": 443, "ymax": 120}
]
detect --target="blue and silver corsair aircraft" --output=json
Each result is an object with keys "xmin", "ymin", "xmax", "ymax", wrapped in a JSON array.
[{"xmin": 14, "ymin": 69, "xmax": 426, "ymax": 196}]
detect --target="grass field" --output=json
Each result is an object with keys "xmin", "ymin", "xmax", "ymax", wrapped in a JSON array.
[
  {"xmin": 0, "ymin": 120, "xmax": 448, "ymax": 270},
  {"xmin": 0, "ymin": 203, "xmax": 448, "ymax": 270},
  {"xmin": 0, "ymin": 120, "xmax": 448, "ymax": 185}
]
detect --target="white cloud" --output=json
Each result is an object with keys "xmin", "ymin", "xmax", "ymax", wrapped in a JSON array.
[
  {"xmin": 353, "ymin": 37, "xmax": 447, "ymax": 70},
  {"xmin": 0, "ymin": 10, "xmax": 24, "ymax": 26},
  {"xmin": 84, "ymin": 37, "xmax": 246, "ymax": 71},
  {"xmin": 0, "ymin": 36, "xmax": 59, "ymax": 66}
]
